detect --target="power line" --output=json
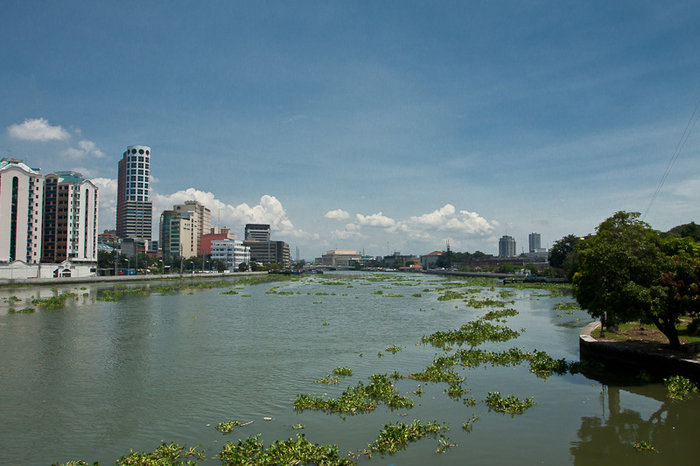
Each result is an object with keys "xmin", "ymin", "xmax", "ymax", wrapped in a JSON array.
[{"xmin": 643, "ymin": 99, "xmax": 700, "ymax": 220}]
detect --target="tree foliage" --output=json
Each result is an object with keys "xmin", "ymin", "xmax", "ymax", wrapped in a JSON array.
[
  {"xmin": 572, "ymin": 211, "xmax": 700, "ymax": 349},
  {"xmin": 548, "ymin": 234, "xmax": 581, "ymax": 277}
]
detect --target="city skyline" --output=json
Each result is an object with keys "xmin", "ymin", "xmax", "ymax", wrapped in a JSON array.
[{"xmin": 2, "ymin": 2, "xmax": 700, "ymax": 258}]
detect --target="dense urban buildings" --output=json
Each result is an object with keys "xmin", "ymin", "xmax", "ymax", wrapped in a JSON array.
[
  {"xmin": 0, "ymin": 158, "xmax": 99, "ymax": 279},
  {"xmin": 41, "ymin": 171, "xmax": 98, "ymax": 263},
  {"xmin": 116, "ymin": 145, "xmax": 152, "ymax": 241},
  {"xmin": 243, "ymin": 223, "xmax": 290, "ymax": 268},
  {"xmin": 498, "ymin": 235, "xmax": 516, "ymax": 257},
  {"xmin": 0, "ymin": 158, "xmax": 44, "ymax": 264},
  {"xmin": 200, "ymin": 227, "xmax": 237, "ymax": 255}
]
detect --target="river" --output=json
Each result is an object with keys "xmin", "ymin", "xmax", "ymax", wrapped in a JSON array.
[{"xmin": 0, "ymin": 272, "xmax": 697, "ymax": 465}]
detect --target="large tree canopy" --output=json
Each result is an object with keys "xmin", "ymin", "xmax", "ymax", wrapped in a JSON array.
[{"xmin": 572, "ymin": 211, "xmax": 700, "ymax": 349}]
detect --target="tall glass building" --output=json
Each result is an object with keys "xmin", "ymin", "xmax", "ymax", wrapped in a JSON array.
[{"xmin": 116, "ymin": 145, "xmax": 152, "ymax": 240}]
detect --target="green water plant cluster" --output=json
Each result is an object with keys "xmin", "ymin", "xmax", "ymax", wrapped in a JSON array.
[
  {"xmin": 8, "ymin": 307, "xmax": 35, "ymax": 313},
  {"xmin": 481, "ymin": 308, "xmax": 519, "ymax": 320},
  {"xmin": 664, "ymin": 375, "xmax": 698, "ymax": 400},
  {"xmin": 116, "ymin": 442, "xmax": 205, "ymax": 465},
  {"xmin": 360, "ymin": 419, "xmax": 448, "ymax": 457},
  {"xmin": 218, "ymin": 433, "xmax": 355, "ymax": 465},
  {"xmin": 484, "ymin": 392, "xmax": 536, "ymax": 415},
  {"xmin": 333, "ymin": 367, "xmax": 353, "ymax": 376},
  {"xmin": 422, "ymin": 319, "xmax": 521, "ymax": 348},
  {"xmin": 32, "ymin": 292, "xmax": 77, "ymax": 310},
  {"xmin": 294, "ymin": 374, "xmax": 413, "ymax": 415},
  {"xmin": 409, "ymin": 355, "xmax": 463, "ymax": 384},
  {"xmin": 633, "ymin": 441, "xmax": 658, "ymax": 453},
  {"xmin": 215, "ymin": 420, "xmax": 241, "ymax": 433}
]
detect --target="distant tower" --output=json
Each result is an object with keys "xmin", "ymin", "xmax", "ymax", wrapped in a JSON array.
[
  {"xmin": 528, "ymin": 233, "xmax": 541, "ymax": 253},
  {"xmin": 116, "ymin": 145, "xmax": 152, "ymax": 240},
  {"xmin": 498, "ymin": 235, "xmax": 516, "ymax": 257}
]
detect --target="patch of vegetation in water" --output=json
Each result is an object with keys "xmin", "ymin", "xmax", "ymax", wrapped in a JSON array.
[
  {"xmin": 409, "ymin": 355, "xmax": 463, "ymax": 384},
  {"xmin": 314, "ymin": 375, "xmax": 340, "ymax": 385},
  {"xmin": 633, "ymin": 440, "xmax": 658, "ymax": 453},
  {"xmin": 385, "ymin": 345, "xmax": 402, "ymax": 354},
  {"xmin": 32, "ymin": 292, "xmax": 77, "ymax": 310},
  {"xmin": 481, "ymin": 308, "xmax": 518, "ymax": 320},
  {"xmin": 359, "ymin": 419, "xmax": 448, "ymax": 457},
  {"xmin": 111, "ymin": 442, "xmax": 205, "ymax": 465},
  {"xmin": 333, "ymin": 367, "xmax": 353, "ymax": 376},
  {"xmin": 664, "ymin": 375, "xmax": 698, "ymax": 400},
  {"xmin": 422, "ymin": 319, "xmax": 521, "ymax": 348},
  {"xmin": 554, "ymin": 301, "xmax": 581, "ymax": 311},
  {"xmin": 8, "ymin": 307, "xmax": 35, "ymax": 314},
  {"xmin": 294, "ymin": 374, "xmax": 414, "ymax": 415},
  {"xmin": 215, "ymin": 420, "xmax": 241, "ymax": 433},
  {"xmin": 218, "ymin": 433, "xmax": 355, "ymax": 465},
  {"xmin": 220, "ymin": 289, "xmax": 238, "ymax": 295},
  {"xmin": 484, "ymin": 392, "xmax": 536, "ymax": 415}
]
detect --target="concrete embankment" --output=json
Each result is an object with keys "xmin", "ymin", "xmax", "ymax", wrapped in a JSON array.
[
  {"xmin": 579, "ymin": 321, "xmax": 700, "ymax": 382},
  {"xmin": 0, "ymin": 271, "xmax": 268, "ymax": 287}
]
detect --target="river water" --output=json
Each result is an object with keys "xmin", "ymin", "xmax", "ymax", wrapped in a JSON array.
[{"xmin": 0, "ymin": 272, "xmax": 697, "ymax": 465}]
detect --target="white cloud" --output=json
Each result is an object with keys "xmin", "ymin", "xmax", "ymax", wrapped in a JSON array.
[
  {"xmin": 7, "ymin": 118, "xmax": 70, "ymax": 141},
  {"xmin": 325, "ymin": 209, "xmax": 350, "ymax": 220},
  {"xmin": 62, "ymin": 139, "xmax": 106, "ymax": 159},
  {"xmin": 154, "ymin": 189, "xmax": 318, "ymax": 240},
  {"xmin": 356, "ymin": 212, "xmax": 396, "ymax": 228},
  {"xmin": 92, "ymin": 177, "xmax": 118, "ymax": 231}
]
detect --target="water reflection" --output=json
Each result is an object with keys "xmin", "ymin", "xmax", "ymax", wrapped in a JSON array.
[{"xmin": 571, "ymin": 384, "xmax": 700, "ymax": 465}]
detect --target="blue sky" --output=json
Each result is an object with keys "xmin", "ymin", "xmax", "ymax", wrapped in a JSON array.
[{"xmin": 2, "ymin": 1, "xmax": 700, "ymax": 259}]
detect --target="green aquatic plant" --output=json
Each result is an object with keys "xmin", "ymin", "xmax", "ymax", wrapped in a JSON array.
[
  {"xmin": 385, "ymin": 345, "xmax": 402, "ymax": 354},
  {"xmin": 115, "ymin": 442, "xmax": 205, "ymax": 465},
  {"xmin": 220, "ymin": 289, "xmax": 238, "ymax": 295},
  {"xmin": 8, "ymin": 307, "xmax": 35, "ymax": 314},
  {"xmin": 436, "ymin": 436, "xmax": 457, "ymax": 454},
  {"xmin": 333, "ymin": 367, "xmax": 353, "ymax": 376},
  {"xmin": 526, "ymin": 350, "xmax": 570, "ymax": 378},
  {"xmin": 484, "ymin": 392, "xmax": 536, "ymax": 415},
  {"xmin": 409, "ymin": 355, "xmax": 463, "ymax": 384},
  {"xmin": 294, "ymin": 374, "xmax": 413, "ymax": 415},
  {"xmin": 314, "ymin": 375, "xmax": 340, "ymax": 385},
  {"xmin": 633, "ymin": 441, "xmax": 658, "ymax": 453},
  {"xmin": 217, "ymin": 433, "xmax": 355, "ymax": 465},
  {"xmin": 481, "ymin": 308, "xmax": 518, "ymax": 320},
  {"xmin": 664, "ymin": 375, "xmax": 698, "ymax": 400},
  {"xmin": 422, "ymin": 319, "xmax": 521, "ymax": 348},
  {"xmin": 554, "ymin": 301, "xmax": 581, "ymax": 311},
  {"xmin": 216, "ymin": 420, "xmax": 241, "ymax": 433},
  {"xmin": 445, "ymin": 383, "xmax": 466, "ymax": 399},
  {"xmin": 32, "ymin": 292, "xmax": 77, "ymax": 310},
  {"xmin": 362, "ymin": 419, "xmax": 447, "ymax": 456},
  {"xmin": 290, "ymin": 423, "xmax": 305, "ymax": 430},
  {"xmin": 454, "ymin": 347, "xmax": 529, "ymax": 368},
  {"xmin": 462, "ymin": 415, "xmax": 479, "ymax": 432}
]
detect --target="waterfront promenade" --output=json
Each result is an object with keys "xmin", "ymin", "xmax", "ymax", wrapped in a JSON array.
[{"xmin": 0, "ymin": 271, "xmax": 267, "ymax": 287}]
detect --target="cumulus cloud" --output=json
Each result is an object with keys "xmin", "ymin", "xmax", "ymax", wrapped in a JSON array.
[
  {"xmin": 62, "ymin": 139, "xmax": 106, "ymax": 159},
  {"xmin": 405, "ymin": 204, "xmax": 495, "ymax": 234},
  {"xmin": 7, "ymin": 118, "xmax": 70, "ymax": 141},
  {"xmin": 356, "ymin": 212, "xmax": 397, "ymax": 228},
  {"xmin": 92, "ymin": 177, "xmax": 118, "ymax": 231},
  {"xmin": 325, "ymin": 209, "xmax": 350, "ymax": 220},
  {"xmin": 154, "ymin": 189, "xmax": 318, "ymax": 240}
]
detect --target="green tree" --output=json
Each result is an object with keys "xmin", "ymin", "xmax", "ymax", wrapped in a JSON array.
[
  {"xmin": 549, "ymin": 234, "xmax": 581, "ymax": 272},
  {"xmin": 573, "ymin": 211, "xmax": 700, "ymax": 349}
]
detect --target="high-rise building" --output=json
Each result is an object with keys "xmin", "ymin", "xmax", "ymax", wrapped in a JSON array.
[
  {"xmin": 0, "ymin": 158, "xmax": 44, "ymax": 263},
  {"xmin": 173, "ymin": 200, "xmax": 211, "ymax": 256},
  {"xmin": 41, "ymin": 171, "xmax": 98, "ymax": 263},
  {"xmin": 245, "ymin": 223, "xmax": 271, "ymax": 242},
  {"xmin": 528, "ymin": 233, "xmax": 541, "ymax": 253},
  {"xmin": 498, "ymin": 235, "xmax": 516, "ymax": 257},
  {"xmin": 117, "ymin": 145, "xmax": 152, "ymax": 240}
]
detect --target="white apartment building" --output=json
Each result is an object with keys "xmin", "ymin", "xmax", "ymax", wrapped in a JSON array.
[
  {"xmin": 211, "ymin": 239, "xmax": 250, "ymax": 271},
  {"xmin": 173, "ymin": 200, "xmax": 211, "ymax": 255},
  {"xmin": 0, "ymin": 158, "xmax": 44, "ymax": 264},
  {"xmin": 42, "ymin": 171, "xmax": 98, "ymax": 263}
]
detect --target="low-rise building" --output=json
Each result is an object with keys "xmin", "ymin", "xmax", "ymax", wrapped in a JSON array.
[
  {"xmin": 321, "ymin": 249, "xmax": 361, "ymax": 267},
  {"xmin": 210, "ymin": 239, "xmax": 250, "ymax": 271}
]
